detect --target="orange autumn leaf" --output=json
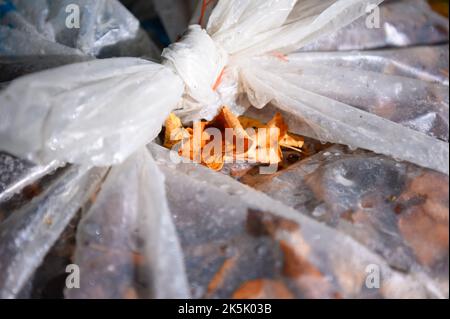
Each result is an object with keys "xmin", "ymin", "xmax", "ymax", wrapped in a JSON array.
[
  {"xmin": 178, "ymin": 121, "xmax": 209, "ymax": 163},
  {"xmin": 163, "ymin": 108, "xmax": 304, "ymax": 171},
  {"xmin": 177, "ymin": 120, "xmax": 227, "ymax": 170},
  {"xmin": 428, "ymin": 0, "xmax": 449, "ymax": 17},
  {"xmin": 207, "ymin": 106, "xmax": 252, "ymax": 156},
  {"xmin": 266, "ymin": 113, "xmax": 288, "ymax": 135},
  {"xmin": 245, "ymin": 113, "xmax": 304, "ymax": 164},
  {"xmin": 239, "ymin": 115, "xmax": 304, "ymax": 152},
  {"xmin": 245, "ymin": 113, "xmax": 285, "ymax": 164},
  {"xmin": 238, "ymin": 116, "xmax": 266, "ymax": 129},
  {"xmin": 164, "ymin": 113, "xmax": 191, "ymax": 148}
]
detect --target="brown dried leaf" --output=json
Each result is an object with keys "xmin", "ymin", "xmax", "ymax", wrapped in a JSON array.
[
  {"xmin": 164, "ymin": 113, "xmax": 191, "ymax": 149},
  {"xmin": 281, "ymin": 133, "xmax": 304, "ymax": 151},
  {"xmin": 208, "ymin": 106, "xmax": 252, "ymax": 156},
  {"xmin": 232, "ymin": 279, "xmax": 294, "ymax": 299},
  {"xmin": 164, "ymin": 108, "xmax": 304, "ymax": 171},
  {"xmin": 238, "ymin": 116, "xmax": 266, "ymax": 129}
]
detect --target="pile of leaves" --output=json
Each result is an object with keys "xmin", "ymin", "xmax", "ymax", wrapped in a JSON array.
[{"xmin": 163, "ymin": 107, "xmax": 305, "ymax": 171}]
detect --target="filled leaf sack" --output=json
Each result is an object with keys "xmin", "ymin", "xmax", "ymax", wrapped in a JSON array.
[
  {"xmin": 0, "ymin": 0, "xmax": 449, "ymax": 299},
  {"xmin": 0, "ymin": 0, "xmax": 448, "ymax": 175}
]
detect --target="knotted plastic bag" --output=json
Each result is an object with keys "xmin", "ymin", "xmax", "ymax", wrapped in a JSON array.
[
  {"xmin": 0, "ymin": 0, "xmax": 162, "ymax": 203},
  {"xmin": 0, "ymin": 0, "xmax": 448, "ymax": 175},
  {"xmin": 0, "ymin": 1, "xmax": 448, "ymax": 296}
]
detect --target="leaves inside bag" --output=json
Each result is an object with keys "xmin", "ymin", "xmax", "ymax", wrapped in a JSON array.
[{"xmin": 163, "ymin": 107, "xmax": 305, "ymax": 172}]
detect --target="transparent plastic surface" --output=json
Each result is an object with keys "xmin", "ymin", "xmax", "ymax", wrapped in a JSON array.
[
  {"xmin": 0, "ymin": 58, "xmax": 184, "ymax": 166},
  {"xmin": 0, "ymin": 0, "xmax": 159, "ymax": 81},
  {"xmin": 302, "ymin": 0, "xmax": 449, "ymax": 51},
  {"xmin": 240, "ymin": 145, "xmax": 449, "ymax": 297},
  {"xmin": 240, "ymin": 55, "xmax": 448, "ymax": 174},
  {"xmin": 0, "ymin": 0, "xmax": 448, "ymax": 299},
  {"xmin": 66, "ymin": 148, "xmax": 189, "ymax": 299},
  {"xmin": 0, "ymin": 152, "xmax": 61, "ymax": 203},
  {"xmin": 3, "ymin": 0, "xmax": 447, "ymax": 175},
  {"xmin": 0, "ymin": 165, "xmax": 107, "ymax": 298},
  {"xmin": 149, "ymin": 144, "xmax": 444, "ymax": 299},
  {"xmin": 0, "ymin": 0, "xmax": 158, "ymax": 57},
  {"xmin": 244, "ymin": 44, "xmax": 449, "ymax": 143}
]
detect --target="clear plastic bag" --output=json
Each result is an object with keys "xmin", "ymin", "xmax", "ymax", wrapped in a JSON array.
[
  {"xmin": 0, "ymin": 152, "xmax": 60, "ymax": 203},
  {"xmin": 150, "ymin": 144, "xmax": 445, "ymax": 298},
  {"xmin": 0, "ymin": 0, "xmax": 159, "ymax": 81},
  {"xmin": 292, "ymin": 45, "xmax": 449, "ymax": 86},
  {"xmin": 66, "ymin": 148, "xmax": 188, "ymax": 299},
  {"xmin": 0, "ymin": 0, "xmax": 165, "ymax": 201},
  {"xmin": 0, "ymin": 58, "xmax": 184, "ymax": 166},
  {"xmin": 0, "ymin": 0, "xmax": 449, "ymax": 300},
  {"xmin": 301, "ymin": 0, "xmax": 449, "ymax": 51},
  {"xmin": 239, "ymin": 51, "xmax": 448, "ymax": 174},
  {"xmin": 241, "ymin": 44, "xmax": 449, "ymax": 143},
  {"xmin": 0, "ymin": 165, "xmax": 107, "ymax": 298},
  {"xmin": 244, "ymin": 44, "xmax": 449, "ymax": 145},
  {"xmin": 3, "ymin": 0, "xmax": 447, "ymax": 175},
  {"xmin": 239, "ymin": 145, "xmax": 449, "ymax": 297}
]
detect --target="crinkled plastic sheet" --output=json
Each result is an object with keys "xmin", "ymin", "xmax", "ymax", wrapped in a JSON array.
[
  {"xmin": 301, "ymin": 0, "xmax": 449, "ymax": 51},
  {"xmin": 240, "ymin": 54, "xmax": 449, "ymax": 174},
  {"xmin": 293, "ymin": 45, "xmax": 449, "ymax": 86},
  {"xmin": 0, "ymin": 58, "xmax": 184, "ymax": 166},
  {"xmin": 0, "ymin": 1, "xmax": 168, "ymax": 293},
  {"xmin": 238, "ymin": 145, "xmax": 449, "ymax": 297},
  {"xmin": 150, "ymin": 144, "xmax": 444, "ymax": 299},
  {"xmin": 242, "ymin": 45, "xmax": 449, "ymax": 143},
  {"xmin": 0, "ymin": 152, "xmax": 61, "ymax": 203},
  {"xmin": 0, "ymin": 0, "xmax": 159, "ymax": 80},
  {"xmin": 0, "ymin": 165, "xmax": 107, "ymax": 298},
  {"xmin": 66, "ymin": 148, "xmax": 188, "ymax": 299},
  {"xmin": 0, "ymin": 0, "xmax": 164, "ymax": 201},
  {"xmin": 0, "ymin": 0, "xmax": 448, "ymax": 299},
  {"xmin": 244, "ymin": 43, "xmax": 449, "ymax": 142},
  {"xmin": 286, "ymin": 52, "xmax": 448, "ymax": 143},
  {"xmin": 5, "ymin": 0, "xmax": 445, "ymax": 175},
  {"xmin": 127, "ymin": 0, "xmax": 449, "ymax": 52}
]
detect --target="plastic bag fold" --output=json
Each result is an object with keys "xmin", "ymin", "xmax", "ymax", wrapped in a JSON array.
[
  {"xmin": 0, "ymin": 0, "xmax": 160, "ymax": 83},
  {"xmin": 1, "ymin": 0, "xmax": 448, "ymax": 177},
  {"xmin": 66, "ymin": 148, "xmax": 189, "ymax": 299},
  {"xmin": 301, "ymin": 0, "xmax": 449, "ymax": 51},
  {"xmin": 0, "ymin": 58, "xmax": 184, "ymax": 166},
  {"xmin": 0, "ymin": 0, "xmax": 158, "ymax": 58},
  {"xmin": 240, "ymin": 56, "xmax": 449, "ymax": 174},
  {"xmin": 239, "ymin": 145, "xmax": 449, "ymax": 297},
  {"xmin": 0, "ymin": 165, "xmax": 107, "ymax": 298}
]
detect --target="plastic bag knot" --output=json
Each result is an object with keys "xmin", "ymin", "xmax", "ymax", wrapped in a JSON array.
[{"xmin": 162, "ymin": 25, "xmax": 229, "ymax": 121}]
